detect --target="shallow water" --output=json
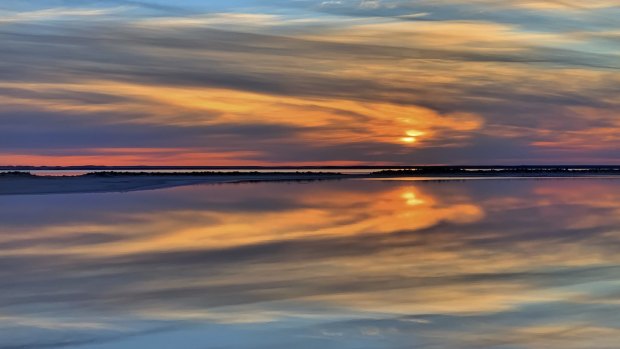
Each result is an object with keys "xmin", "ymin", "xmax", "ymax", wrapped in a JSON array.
[{"xmin": 2, "ymin": 179, "xmax": 620, "ymax": 348}]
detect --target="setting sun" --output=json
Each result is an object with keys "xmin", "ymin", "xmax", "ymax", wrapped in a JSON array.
[
  {"xmin": 406, "ymin": 130, "xmax": 425, "ymax": 137},
  {"xmin": 401, "ymin": 130, "xmax": 425, "ymax": 144}
]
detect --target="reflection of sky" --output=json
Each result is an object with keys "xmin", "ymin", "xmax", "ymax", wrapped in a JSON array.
[
  {"xmin": 1, "ymin": 1, "xmax": 620, "ymax": 165},
  {"xmin": 3, "ymin": 180, "xmax": 620, "ymax": 347}
]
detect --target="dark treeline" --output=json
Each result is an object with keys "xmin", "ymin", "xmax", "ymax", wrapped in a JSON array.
[
  {"xmin": 0, "ymin": 171, "xmax": 36, "ymax": 177},
  {"xmin": 5, "ymin": 167, "xmax": 620, "ymax": 179},
  {"xmin": 81, "ymin": 171, "xmax": 345, "ymax": 177},
  {"xmin": 372, "ymin": 167, "xmax": 620, "ymax": 177}
]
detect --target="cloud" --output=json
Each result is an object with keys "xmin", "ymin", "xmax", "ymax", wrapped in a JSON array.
[{"xmin": 0, "ymin": 1, "xmax": 618, "ymax": 164}]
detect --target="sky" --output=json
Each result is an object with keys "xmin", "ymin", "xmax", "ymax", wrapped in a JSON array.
[{"xmin": 1, "ymin": 0, "xmax": 619, "ymax": 166}]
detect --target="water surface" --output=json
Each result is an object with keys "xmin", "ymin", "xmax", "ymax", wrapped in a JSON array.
[{"xmin": 2, "ymin": 179, "xmax": 620, "ymax": 348}]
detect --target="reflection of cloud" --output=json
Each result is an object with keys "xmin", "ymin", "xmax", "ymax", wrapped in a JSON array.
[
  {"xmin": 0, "ymin": 182, "xmax": 484, "ymax": 255},
  {"xmin": 3, "ymin": 180, "xmax": 620, "ymax": 347}
]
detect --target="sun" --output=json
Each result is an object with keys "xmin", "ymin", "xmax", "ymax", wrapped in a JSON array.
[
  {"xmin": 406, "ymin": 130, "xmax": 425, "ymax": 137},
  {"xmin": 400, "ymin": 130, "xmax": 425, "ymax": 144}
]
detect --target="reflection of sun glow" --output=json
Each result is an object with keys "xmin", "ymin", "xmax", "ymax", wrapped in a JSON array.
[
  {"xmin": 401, "ymin": 137, "xmax": 416, "ymax": 143},
  {"xmin": 402, "ymin": 191, "xmax": 425, "ymax": 206}
]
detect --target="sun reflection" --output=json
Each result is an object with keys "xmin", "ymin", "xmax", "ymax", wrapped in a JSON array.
[{"xmin": 402, "ymin": 191, "xmax": 425, "ymax": 206}]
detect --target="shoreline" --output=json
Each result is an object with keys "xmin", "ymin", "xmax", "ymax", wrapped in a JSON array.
[
  {"xmin": 3, "ymin": 171, "xmax": 620, "ymax": 196},
  {"xmin": 0, "ymin": 173, "xmax": 352, "ymax": 196}
]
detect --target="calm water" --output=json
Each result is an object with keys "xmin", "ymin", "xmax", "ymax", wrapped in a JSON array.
[{"xmin": 2, "ymin": 179, "xmax": 620, "ymax": 348}]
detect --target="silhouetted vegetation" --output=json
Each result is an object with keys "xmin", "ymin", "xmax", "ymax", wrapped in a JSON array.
[
  {"xmin": 5, "ymin": 167, "xmax": 620, "ymax": 180},
  {"xmin": 81, "ymin": 171, "xmax": 344, "ymax": 177},
  {"xmin": 0, "ymin": 171, "xmax": 35, "ymax": 177},
  {"xmin": 371, "ymin": 166, "xmax": 620, "ymax": 177}
]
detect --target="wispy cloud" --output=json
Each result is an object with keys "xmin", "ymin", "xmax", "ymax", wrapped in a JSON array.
[{"xmin": 0, "ymin": 0, "xmax": 618, "ymax": 164}]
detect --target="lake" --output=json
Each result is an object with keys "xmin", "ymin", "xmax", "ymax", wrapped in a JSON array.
[{"xmin": 2, "ymin": 178, "xmax": 620, "ymax": 348}]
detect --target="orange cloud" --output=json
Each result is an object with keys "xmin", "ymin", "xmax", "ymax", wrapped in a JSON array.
[
  {"xmin": 0, "ymin": 149, "xmax": 262, "ymax": 167},
  {"xmin": 0, "ymin": 80, "xmax": 484, "ymax": 151}
]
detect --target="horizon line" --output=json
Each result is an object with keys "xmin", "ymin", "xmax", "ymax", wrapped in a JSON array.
[{"xmin": 6, "ymin": 165, "xmax": 620, "ymax": 169}]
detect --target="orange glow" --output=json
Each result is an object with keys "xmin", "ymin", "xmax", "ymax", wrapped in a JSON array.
[
  {"xmin": 0, "ymin": 152, "xmax": 372, "ymax": 167},
  {"xmin": 406, "ymin": 130, "xmax": 425, "ymax": 137},
  {"xmin": 0, "ymin": 5, "xmax": 616, "ymax": 166},
  {"xmin": 0, "ymin": 185, "xmax": 483, "ymax": 257},
  {"xmin": 401, "ymin": 191, "xmax": 425, "ymax": 205},
  {"xmin": 0, "ymin": 76, "xmax": 484, "ymax": 165}
]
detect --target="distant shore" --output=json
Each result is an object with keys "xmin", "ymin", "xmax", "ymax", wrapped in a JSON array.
[
  {"xmin": 3, "ymin": 169, "xmax": 620, "ymax": 195},
  {"xmin": 0, "ymin": 171, "xmax": 350, "ymax": 196}
]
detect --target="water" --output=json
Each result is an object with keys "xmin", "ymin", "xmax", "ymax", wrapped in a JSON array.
[{"xmin": 1, "ymin": 179, "xmax": 620, "ymax": 348}]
